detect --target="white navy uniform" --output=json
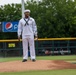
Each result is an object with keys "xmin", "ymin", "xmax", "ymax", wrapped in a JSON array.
[{"xmin": 18, "ymin": 17, "xmax": 37, "ymax": 60}]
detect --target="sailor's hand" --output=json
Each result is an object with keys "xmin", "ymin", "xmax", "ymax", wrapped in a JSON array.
[
  {"xmin": 18, "ymin": 36, "xmax": 21, "ymax": 41},
  {"xmin": 35, "ymin": 36, "xmax": 38, "ymax": 40}
]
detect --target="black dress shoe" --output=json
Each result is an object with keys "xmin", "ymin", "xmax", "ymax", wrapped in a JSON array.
[
  {"xmin": 22, "ymin": 59, "xmax": 27, "ymax": 62},
  {"xmin": 32, "ymin": 59, "xmax": 36, "ymax": 62}
]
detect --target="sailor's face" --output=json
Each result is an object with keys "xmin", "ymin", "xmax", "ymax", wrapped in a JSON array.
[{"xmin": 24, "ymin": 12, "xmax": 30, "ymax": 17}]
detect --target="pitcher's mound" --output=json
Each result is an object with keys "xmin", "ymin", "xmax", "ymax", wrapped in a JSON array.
[{"xmin": 0, "ymin": 60, "xmax": 76, "ymax": 72}]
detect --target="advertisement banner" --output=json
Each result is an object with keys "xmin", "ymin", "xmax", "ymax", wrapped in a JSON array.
[{"xmin": 2, "ymin": 21, "xmax": 19, "ymax": 32}]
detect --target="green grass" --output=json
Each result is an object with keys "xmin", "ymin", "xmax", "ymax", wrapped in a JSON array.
[
  {"xmin": 0, "ymin": 57, "xmax": 22, "ymax": 62},
  {"xmin": 37, "ymin": 55, "xmax": 76, "ymax": 60},
  {"xmin": 0, "ymin": 55, "xmax": 76, "ymax": 62},
  {"xmin": 67, "ymin": 61, "xmax": 76, "ymax": 64},
  {"xmin": 0, "ymin": 69, "xmax": 76, "ymax": 75}
]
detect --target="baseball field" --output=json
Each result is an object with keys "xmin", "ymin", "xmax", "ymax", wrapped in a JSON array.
[{"xmin": 0, "ymin": 55, "xmax": 76, "ymax": 75}]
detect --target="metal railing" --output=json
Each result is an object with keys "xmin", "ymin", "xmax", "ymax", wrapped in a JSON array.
[{"xmin": 0, "ymin": 38, "xmax": 76, "ymax": 57}]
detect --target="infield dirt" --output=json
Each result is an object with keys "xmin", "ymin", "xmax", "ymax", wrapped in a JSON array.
[{"xmin": 0, "ymin": 60, "xmax": 76, "ymax": 72}]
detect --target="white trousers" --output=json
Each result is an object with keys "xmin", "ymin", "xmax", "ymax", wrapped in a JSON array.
[{"xmin": 22, "ymin": 35, "xmax": 36, "ymax": 60}]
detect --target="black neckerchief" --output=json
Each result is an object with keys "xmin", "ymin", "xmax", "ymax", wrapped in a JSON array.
[{"xmin": 24, "ymin": 17, "xmax": 30, "ymax": 26}]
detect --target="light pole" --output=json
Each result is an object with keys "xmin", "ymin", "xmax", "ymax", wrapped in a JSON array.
[{"xmin": 22, "ymin": 0, "xmax": 25, "ymax": 18}]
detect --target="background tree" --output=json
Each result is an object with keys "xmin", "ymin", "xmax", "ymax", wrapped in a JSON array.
[{"xmin": 0, "ymin": 0, "xmax": 76, "ymax": 39}]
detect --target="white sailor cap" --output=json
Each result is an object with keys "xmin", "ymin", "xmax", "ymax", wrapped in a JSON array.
[{"xmin": 24, "ymin": 9, "xmax": 30, "ymax": 13}]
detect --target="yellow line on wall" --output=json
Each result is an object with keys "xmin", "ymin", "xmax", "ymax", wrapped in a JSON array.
[{"xmin": 0, "ymin": 38, "xmax": 76, "ymax": 42}]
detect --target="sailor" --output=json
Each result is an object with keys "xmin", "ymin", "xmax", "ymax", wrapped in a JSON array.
[{"xmin": 17, "ymin": 9, "xmax": 38, "ymax": 62}]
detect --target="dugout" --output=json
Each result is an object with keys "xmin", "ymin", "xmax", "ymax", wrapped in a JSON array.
[{"xmin": 0, "ymin": 38, "xmax": 76, "ymax": 57}]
